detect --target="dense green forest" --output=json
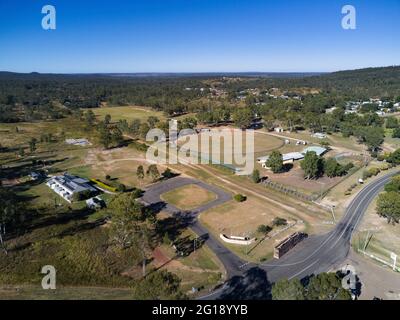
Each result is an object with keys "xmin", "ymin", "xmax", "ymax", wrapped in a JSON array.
[
  {"xmin": 0, "ymin": 66, "xmax": 399, "ymax": 129},
  {"xmin": 0, "ymin": 73, "xmax": 209, "ymax": 122},
  {"xmin": 270, "ymin": 66, "xmax": 400, "ymax": 98}
]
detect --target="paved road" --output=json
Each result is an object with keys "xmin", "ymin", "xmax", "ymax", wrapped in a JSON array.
[
  {"xmin": 142, "ymin": 177, "xmax": 231, "ymax": 215},
  {"xmin": 142, "ymin": 172, "xmax": 399, "ymax": 299},
  {"xmin": 259, "ymin": 171, "xmax": 399, "ymax": 281},
  {"xmin": 142, "ymin": 176, "xmax": 247, "ymax": 277}
]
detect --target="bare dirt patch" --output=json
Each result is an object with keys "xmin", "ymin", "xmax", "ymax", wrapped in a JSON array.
[
  {"xmin": 259, "ymin": 162, "xmax": 342, "ymax": 193},
  {"xmin": 83, "ymin": 147, "xmax": 164, "ymax": 187},
  {"xmin": 176, "ymin": 128, "xmax": 283, "ymax": 167},
  {"xmin": 199, "ymin": 195, "xmax": 309, "ymax": 262}
]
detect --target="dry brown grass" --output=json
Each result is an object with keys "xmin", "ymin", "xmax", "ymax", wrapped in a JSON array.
[
  {"xmin": 160, "ymin": 184, "xmax": 217, "ymax": 210},
  {"xmin": 354, "ymin": 197, "xmax": 400, "ymax": 264},
  {"xmin": 177, "ymin": 129, "xmax": 283, "ymax": 163},
  {"xmin": 83, "ymin": 105, "xmax": 166, "ymax": 122},
  {"xmin": 258, "ymin": 162, "xmax": 343, "ymax": 194},
  {"xmin": 80, "ymin": 146, "xmax": 171, "ymax": 188},
  {"xmin": 199, "ymin": 195, "xmax": 307, "ymax": 262}
]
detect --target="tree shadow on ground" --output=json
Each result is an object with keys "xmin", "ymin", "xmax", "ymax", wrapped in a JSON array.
[
  {"xmin": 282, "ymin": 163, "xmax": 293, "ymax": 172},
  {"xmin": 4, "ymin": 206, "xmax": 95, "ymax": 243},
  {"xmin": 10, "ymin": 179, "xmax": 46, "ymax": 193},
  {"xmin": 173, "ymin": 233, "xmax": 207, "ymax": 257},
  {"xmin": 160, "ymin": 172, "xmax": 180, "ymax": 181},
  {"xmin": 0, "ymin": 157, "xmax": 68, "ymax": 180},
  {"xmin": 156, "ymin": 211, "xmax": 196, "ymax": 242},
  {"xmin": 218, "ymin": 267, "xmax": 272, "ymax": 300},
  {"xmin": 147, "ymin": 201, "xmax": 167, "ymax": 214},
  {"xmin": 8, "ymin": 241, "xmax": 32, "ymax": 253},
  {"xmin": 22, "ymin": 208, "xmax": 93, "ymax": 236},
  {"xmin": 57, "ymin": 217, "xmax": 108, "ymax": 238},
  {"xmin": 151, "ymin": 231, "xmax": 208, "ymax": 273},
  {"xmin": 335, "ymin": 270, "xmax": 362, "ymax": 298}
]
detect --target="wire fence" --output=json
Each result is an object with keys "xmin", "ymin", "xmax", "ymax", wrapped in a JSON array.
[{"xmin": 261, "ymin": 179, "xmax": 319, "ymax": 202}]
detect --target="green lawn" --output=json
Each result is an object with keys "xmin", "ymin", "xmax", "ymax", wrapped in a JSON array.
[{"xmin": 384, "ymin": 129, "xmax": 400, "ymax": 150}]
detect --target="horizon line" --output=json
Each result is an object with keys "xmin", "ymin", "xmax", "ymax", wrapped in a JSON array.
[
  {"xmin": 0, "ymin": 70, "xmax": 328, "ymax": 75},
  {"xmin": 1, "ymin": 65, "xmax": 398, "ymax": 75}
]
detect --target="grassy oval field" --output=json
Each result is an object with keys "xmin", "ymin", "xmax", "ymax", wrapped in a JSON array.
[{"xmin": 160, "ymin": 184, "xmax": 217, "ymax": 210}]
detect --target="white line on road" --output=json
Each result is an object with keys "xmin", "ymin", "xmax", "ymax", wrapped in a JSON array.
[{"xmin": 288, "ymin": 260, "xmax": 320, "ymax": 280}]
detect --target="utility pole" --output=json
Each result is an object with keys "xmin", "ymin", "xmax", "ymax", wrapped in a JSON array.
[
  {"xmin": 391, "ymin": 252, "xmax": 397, "ymax": 271},
  {"xmin": 246, "ymin": 231, "xmax": 251, "ymax": 255},
  {"xmin": 331, "ymin": 206, "xmax": 336, "ymax": 222},
  {"xmin": 193, "ymin": 237, "xmax": 197, "ymax": 253},
  {"xmin": 363, "ymin": 231, "xmax": 371, "ymax": 251},
  {"xmin": 0, "ymin": 225, "xmax": 7, "ymax": 255},
  {"xmin": 140, "ymin": 229, "xmax": 147, "ymax": 278}
]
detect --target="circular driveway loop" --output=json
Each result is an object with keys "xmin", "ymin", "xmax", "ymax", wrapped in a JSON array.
[{"xmin": 142, "ymin": 176, "xmax": 232, "ymax": 215}]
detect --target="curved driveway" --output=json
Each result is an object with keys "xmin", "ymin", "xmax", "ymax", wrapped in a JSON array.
[
  {"xmin": 142, "ymin": 177, "xmax": 231, "ymax": 215},
  {"xmin": 142, "ymin": 172, "xmax": 399, "ymax": 299},
  {"xmin": 142, "ymin": 176, "xmax": 247, "ymax": 276}
]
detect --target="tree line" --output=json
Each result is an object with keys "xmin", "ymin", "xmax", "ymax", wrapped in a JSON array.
[{"xmin": 264, "ymin": 150, "xmax": 354, "ymax": 180}]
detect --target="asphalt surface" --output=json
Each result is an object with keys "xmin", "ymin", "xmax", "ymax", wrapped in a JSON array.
[
  {"xmin": 142, "ymin": 176, "xmax": 246, "ymax": 277},
  {"xmin": 142, "ymin": 172, "xmax": 399, "ymax": 300},
  {"xmin": 142, "ymin": 176, "xmax": 232, "ymax": 215}
]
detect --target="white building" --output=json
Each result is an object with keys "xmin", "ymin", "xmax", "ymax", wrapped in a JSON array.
[
  {"xmin": 312, "ymin": 132, "xmax": 327, "ymax": 139},
  {"xmin": 65, "ymin": 138, "xmax": 91, "ymax": 146},
  {"xmin": 302, "ymin": 146, "xmax": 327, "ymax": 156},
  {"xmin": 345, "ymin": 109, "xmax": 358, "ymax": 115},
  {"xmin": 326, "ymin": 107, "xmax": 337, "ymax": 114},
  {"xmin": 257, "ymin": 152, "xmax": 304, "ymax": 168},
  {"xmin": 86, "ymin": 196, "xmax": 106, "ymax": 209},
  {"xmin": 257, "ymin": 147, "xmax": 327, "ymax": 169},
  {"xmin": 46, "ymin": 173, "xmax": 97, "ymax": 203}
]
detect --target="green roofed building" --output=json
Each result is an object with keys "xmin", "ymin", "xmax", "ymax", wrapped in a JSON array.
[{"xmin": 301, "ymin": 146, "xmax": 327, "ymax": 156}]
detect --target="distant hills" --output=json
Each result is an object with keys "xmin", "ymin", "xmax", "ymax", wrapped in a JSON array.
[
  {"xmin": 0, "ymin": 71, "xmax": 324, "ymax": 79},
  {"xmin": 0, "ymin": 65, "xmax": 399, "ymax": 98},
  {"xmin": 105, "ymin": 72, "xmax": 325, "ymax": 78},
  {"xmin": 260, "ymin": 65, "xmax": 400, "ymax": 98},
  {"xmin": 1, "ymin": 65, "xmax": 398, "ymax": 80}
]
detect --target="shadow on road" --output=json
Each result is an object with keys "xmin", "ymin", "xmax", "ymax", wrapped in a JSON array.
[
  {"xmin": 146, "ymin": 201, "xmax": 167, "ymax": 214},
  {"xmin": 218, "ymin": 267, "xmax": 272, "ymax": 300}
]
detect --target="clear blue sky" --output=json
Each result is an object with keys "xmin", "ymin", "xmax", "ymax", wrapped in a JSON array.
[{"xmin": 0, "ymin": 0, "xmax": 398, "ymax": 73}]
